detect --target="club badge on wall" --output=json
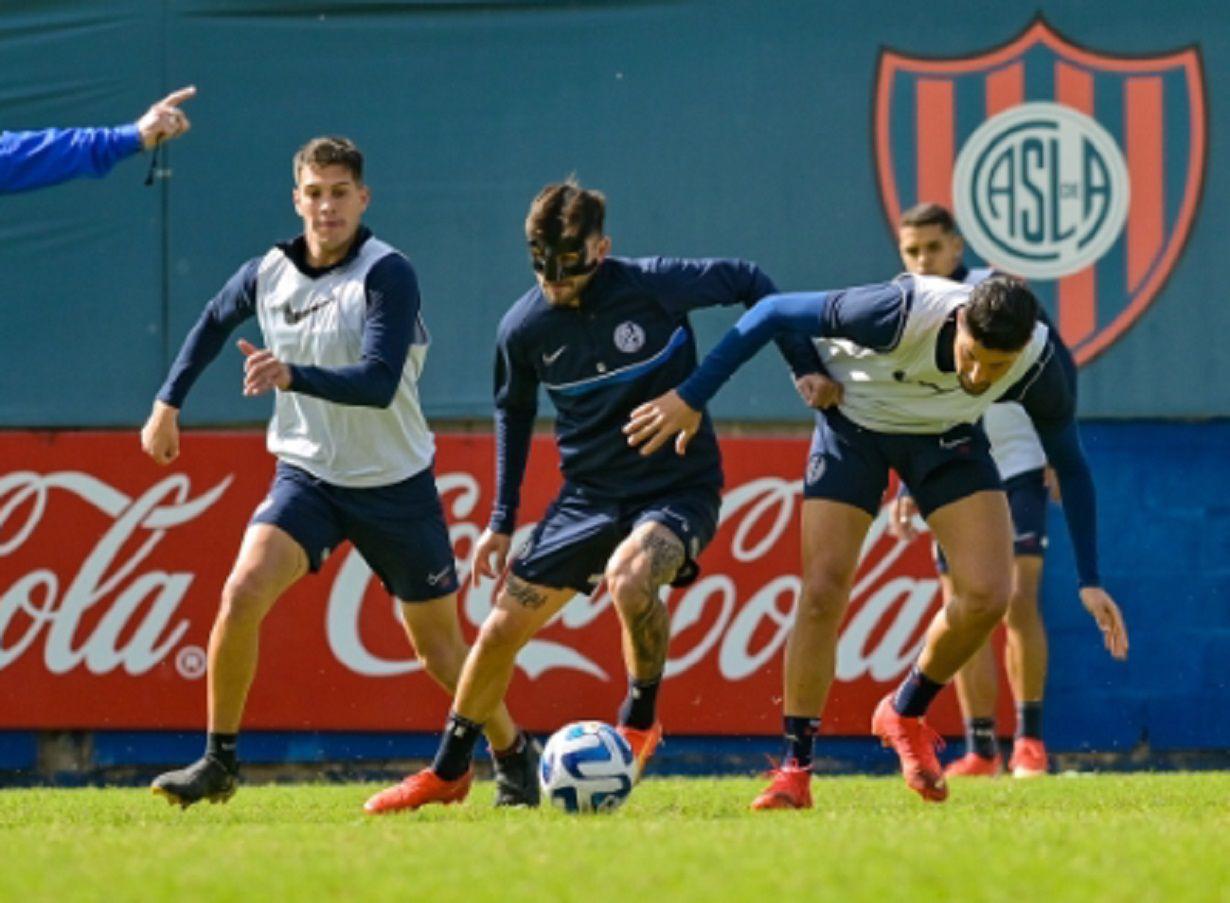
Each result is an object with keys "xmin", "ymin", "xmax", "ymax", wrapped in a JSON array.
[{"xmin": 872, "ymin": 16, "xmax": 1206, "ymax": 364}]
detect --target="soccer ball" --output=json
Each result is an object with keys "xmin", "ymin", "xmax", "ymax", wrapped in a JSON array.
[{"xmin": 538, "ymin": 720, "xmax": 635, "ymax": 813}]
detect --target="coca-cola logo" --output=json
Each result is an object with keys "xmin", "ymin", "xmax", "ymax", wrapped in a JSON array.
[
  {"xmin": 0, "ymin": 470, "xmax": 230, "ymax": 676},
  {"xmin": 0, "ymin": 466, "xmax": 940, "ymax": 688}
]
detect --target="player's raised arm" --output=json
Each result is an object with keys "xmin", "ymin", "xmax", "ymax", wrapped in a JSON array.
[
  {"xmin": 0, "ymin": 85, "xmax": 196, "ymax": 194},
  {"xmin": 638, "ymin": 256, "xmax": 825, "ymax": 379},
  {"xmin": 136, "ymin": 85, "xmax": 196, "ymax": 150}
]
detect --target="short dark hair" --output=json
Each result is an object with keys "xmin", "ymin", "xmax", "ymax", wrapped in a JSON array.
[
  {"xmin": 525, "ymin": 178, "xmax": 606, "ymax": 243},
  {"xmin": 899, "ymin": 202, "xmax": 958, "ymax": 233},
  {"xmin": 293, "ymin": 135, "xmax": 363, "ymax": 184},
  {"xmin": 964, "ymin": 276, "xmax": 1039, "ymax": 352}
]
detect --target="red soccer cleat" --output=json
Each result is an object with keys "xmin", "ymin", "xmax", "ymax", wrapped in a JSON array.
[
  {"xmin": 944, "ymin": 752, "xmax": 1003, "ymax": 778},
  {"xmin": 363, "ymin": 768, "xmax": 473, "ymax": 814},
  {"xmin": 1009, "ymin": 738, "xmax": 1049, "ymax": 778},
  {"xmin": 871, "ymin": 694, "xmax": 948, "ymax": 802},
  {"xmin": 750, "ymin": 764, "xmax": 813, "ymax": 810},
  {"xmin": 616, "ymin": 722, "xmax": 663, "ymax": 781}
]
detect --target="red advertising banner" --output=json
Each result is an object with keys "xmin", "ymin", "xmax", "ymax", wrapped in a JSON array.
[{"xmin": 0, "ymin": 431, "xmax": 1004, "ymax": 735}]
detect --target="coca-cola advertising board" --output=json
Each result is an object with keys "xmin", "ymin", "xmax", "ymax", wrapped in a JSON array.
[{"xmin": 0, "ymin": 431, "xmax": 1000, "ymax": 735}]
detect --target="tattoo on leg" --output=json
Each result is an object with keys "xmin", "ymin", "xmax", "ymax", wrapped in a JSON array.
[
  {"xmin": 640, "ymin": 530, "xmax": 685, "ymax": 585},
  {"xmin": 504, "ymin": 575, "xmax": 550, "ymax": 610},
  {"xmin": 626, "ymin": 593, "xmax": 670, "ymax": 679},
  {"xmin": 620, "ymin": 529, "xmax": 685, "ymax": 678}
]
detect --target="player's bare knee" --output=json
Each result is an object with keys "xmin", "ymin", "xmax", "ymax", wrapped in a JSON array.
[
  {"xmin": 417, "ymin": 645, "xmax": 464, "ymax": 692},
  {"xmin": 605, "ymin": 560, "xmax": 658, "ymax": 616},
  {"xmin": 476, "ymin": 610, "xmax": 532, "ymax": 657},
  {"xmin": 952, "ymin": 579, "xmax": 1010, "ymax": 626},
  {"xmin": 219, "ymin": 572, "xmax": 276, "ymax": 625},
  {"xmin": 798, "ymin": 569, "xmax": 853, "ymax": 626}
]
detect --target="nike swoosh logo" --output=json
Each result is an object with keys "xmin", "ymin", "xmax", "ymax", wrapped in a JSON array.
[
  {"xmin": 542, "ymin": 346, "xmax": 567, "ymax": 365},
  {"xmin": 282, "ymin": 296, "xmax": 336, "ymax": 326},
  {"xmin": 939, "ymin": 436, "xmax": 970, "ymax": 449},
  {"xmin": 426, "ymin": 566, "xmax": 453, "ymax": 586}
]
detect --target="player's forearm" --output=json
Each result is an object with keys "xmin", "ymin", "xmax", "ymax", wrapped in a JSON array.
[
  {"xmin": 286, "ymin": 288, "xmax": 412, "ymax": 408},
  {"xmin": 0, "ymin": 125, "xmax": 141, "ymax": 194},
  {"xmin": 490, "ymin": 405, "xmax": 535, "ymax": 533},
  {"xmin": 287, "ymin": 360, "xmax": 399, "ymax": 408},
  {"xmin": 1041, "ymin": 422, "xmax": 1101, "ymax": 588},
  {"xmin": 677, "ymin": 292, "xmax": 829, "ymax": 409}
]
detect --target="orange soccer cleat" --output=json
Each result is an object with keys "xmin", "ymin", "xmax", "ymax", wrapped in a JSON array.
[
  {"xmin": 616, "ymin": 722, "xmax": 663, "ymax": 781},
  {"xmin": 871, "ymin": 694, "xmax": 949, "ymax": 802},
  {"xmin": 1009, "ymin": 737, "xmax": 1049, "ymax": 778},
  {"xmin": 750, "ymin": 764, "xmax": 813, "ymax": 810},
  {"xmin": 363, "ymin": 767, "xmax": 473, "ymax": 814},
  {"xmin": 944, "ymin": 752, "xmax": 1003, "ymax": 778}
]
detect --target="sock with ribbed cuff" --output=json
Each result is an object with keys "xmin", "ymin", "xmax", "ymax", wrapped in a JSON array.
[
  {"xmin": 965, "ymin": 717, "xmax": 998, "ymax": 759},
  {"xmin": 782, "ymin": 715, "xmax": 820, "ymax": 769},
  {"xmin": 1017, "ymin": 701, "xmax": 1043, "ymax": 741},
  {"xmin": 617, "ymin": 675, "xmax": 661, "ymax": 731},
  {"xmin": 206, "ymin": 732, "xmax": 238, "ymax": 773},
  {"xmin": 493, "ymin": 731, "xmax": 527, "ymax": 759},
  {"xmin": 432, "ymin": 712, "xmax": 484, "ymax": 780},
  {"xmin": 892, "ymin": 665, "xmax": 946, "ymax": 718}
]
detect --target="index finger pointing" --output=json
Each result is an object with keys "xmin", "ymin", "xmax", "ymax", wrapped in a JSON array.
[{"xmin": 160, "ymin": 86, "xmax": 197, "ymax": 108}]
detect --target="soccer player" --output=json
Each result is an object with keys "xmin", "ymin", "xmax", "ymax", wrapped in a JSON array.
[
  {"xmin": 141, "ymin": 136, "xmax": 537, "ymax": 809},
  {"xmin": 889, "ymin": 203, "xmax": 1054, "ymax": 778},
  {"xmin": 362, "ymin": 179, "xmax": 824, "ymax": 813},
  {"xmin": 0, "ymin": 86, "xmax": 195, "ymax": 193},
  {"xmin": 625, "ymin": 272, "xmax": 1129, "ymax": 806}
]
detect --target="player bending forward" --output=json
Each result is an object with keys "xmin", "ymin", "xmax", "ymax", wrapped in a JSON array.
[{"xmin": 626, "ymin": 273, "xmax": 1128, "ymax": 806}]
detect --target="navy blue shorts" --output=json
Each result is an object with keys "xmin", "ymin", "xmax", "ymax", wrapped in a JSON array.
[
  {"xmin": 935, "ymin": 467, "xmax": 1049, "ymax": 572},
  {"xmin": 251, "ymin": 461, "xmax": 459, "ymax": 602},
  {"xmin": 510, "ymin": 483, "xmax": 722, "ymax": 595},
  {"xmin": 803, "ymin": 409, "xmax": 1002, "ymax": 518}
]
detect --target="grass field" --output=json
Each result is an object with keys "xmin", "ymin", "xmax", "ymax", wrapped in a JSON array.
[{"xmin": 2, "ymin": 773, "xmax": 1228, "ymax": 902}]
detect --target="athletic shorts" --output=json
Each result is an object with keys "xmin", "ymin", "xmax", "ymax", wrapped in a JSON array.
[
  {"xmin": 802, "ymin": 409, "xmax": 1002, "ymax": 518},
  {"xmin": 510, "ymin": 483, "xmax": 722, "ymax": 595},
  {"xmin": 251, "ymin": 460, "xmax": 459, "ymax": 602},
  {"xmin": 935, "ymin": 466, "xmax": 1049, "ymax": 572}
]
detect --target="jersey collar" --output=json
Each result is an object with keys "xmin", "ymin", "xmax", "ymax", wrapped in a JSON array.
[{"xmin": 278, "ymin": 225, "xmax": 373, "ymax": 278}]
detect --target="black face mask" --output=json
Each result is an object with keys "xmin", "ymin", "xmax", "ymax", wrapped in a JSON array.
[{"xmin": 529, "ymin": 236, "xmax": 599, "ymax": 282}]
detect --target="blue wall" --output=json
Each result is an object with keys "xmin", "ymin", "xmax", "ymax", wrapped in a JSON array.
[
  {"xmin": 0, "ymin": 0, "xmax": 1226, "ymax": 425},
  {"xmin": 1041, "ymin": 421, "xmax": 1230, "ymax": 752}
]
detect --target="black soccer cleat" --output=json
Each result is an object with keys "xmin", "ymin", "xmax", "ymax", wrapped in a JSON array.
[
  {"xmin": 151, "ymin": 755, "xmax": 238, "ymax": 809},
  {"xmin": 492, "ymin": 735, "xmax": 541, "ymax": 808}
]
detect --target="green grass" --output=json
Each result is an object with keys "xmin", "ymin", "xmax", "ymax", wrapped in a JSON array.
[{"xmin": 1, "ymin": 774, "xmax": 1228, "ymax": 902}]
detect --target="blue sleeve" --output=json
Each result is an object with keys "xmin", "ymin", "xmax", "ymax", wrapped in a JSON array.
[
  {"xmin": 1008, "ymin": 334, "xmax": 1101, "ymax": 588},
  {"xmin": 157, "ymin": 259, "xmax": 260, "ymax": 408},
  {"xmin": 821, "ymin": 279, "xmax": 913, "ymax": 351},
  {"xmin": 1037, "ymin": 420, "xmax": 1101, "ymax": 588},
  {"xmin": 639, "ymin": 257, "xmax": 823, "ymax": 378},
  {"xmin": 489, "ymin": 313, "xmax": 538, "ymax": 534},
  {"xmin": 0, "ymin": 125, "xmax": 142, "ymax": 194},
  {"xmin": 674, "ymin": 281, "xmax": 908, "ymax": 409},
  {"xmin": 287, "ymin": 254, "xmax": 419, "ymax": 408}
]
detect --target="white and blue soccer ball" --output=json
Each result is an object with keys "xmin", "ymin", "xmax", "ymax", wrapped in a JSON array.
[{"xmin": 538, "ymin": 720, "xmax": 635, "ymax": 813}]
